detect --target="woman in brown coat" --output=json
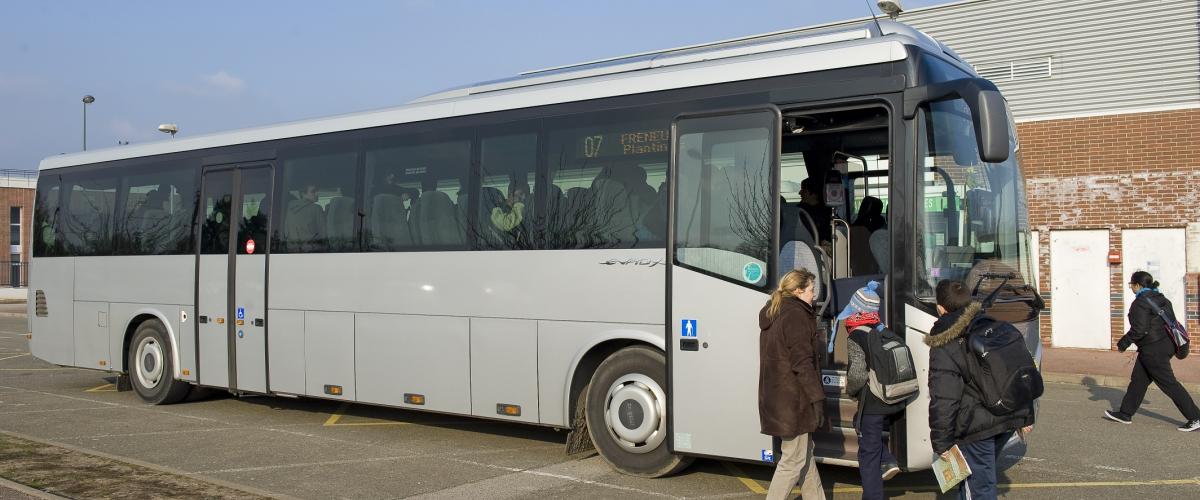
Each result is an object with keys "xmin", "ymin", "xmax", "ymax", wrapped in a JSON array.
[{"xmin": 759, "ymin": 268, "xmax": 826, "ymax": 500}]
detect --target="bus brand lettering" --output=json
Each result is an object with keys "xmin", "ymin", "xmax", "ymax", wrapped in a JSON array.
[{"xmin": 599, "ymin": 258, "xmax": 663, "ymax": 268}]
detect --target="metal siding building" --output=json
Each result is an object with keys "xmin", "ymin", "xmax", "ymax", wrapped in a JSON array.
[
  {"xmin": 808, "ymin": 0, "xmax": 1200, "ymax": 121},
  {"xmin": 901, "ymin": 0, "xmax": 1200, "ymax": 121}
]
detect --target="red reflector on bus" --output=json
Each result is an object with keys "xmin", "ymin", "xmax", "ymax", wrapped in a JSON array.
[
  {"xmin": 324, "ymin": 385, "xmax": 343, "ymax": 396},
  {"xmin": 496, "ymin": 404, "xmax": 521, "ymax": 417},
  {"xmin": 404, "ymin": 393, "xmax": 425, "ymax": 405}
]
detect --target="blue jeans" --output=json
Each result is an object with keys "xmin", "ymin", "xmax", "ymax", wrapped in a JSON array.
[
  {"xmin": 958, "ymin": 432, "xmax": 1013, "ymax": 500},
  {"xmin": 857, "ymin": 414, "xmax": 897, "ymax": 500}
]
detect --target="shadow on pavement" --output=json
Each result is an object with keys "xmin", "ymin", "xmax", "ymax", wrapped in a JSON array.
[{"xmin": 1082, "ymin": 375, "xmax": 1177, "ymax": 425}]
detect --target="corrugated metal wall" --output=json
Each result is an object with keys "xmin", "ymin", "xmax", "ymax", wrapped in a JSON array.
[{"xmin": 899, "ymin": 0, "xmax": 1199, "ymax": 121}]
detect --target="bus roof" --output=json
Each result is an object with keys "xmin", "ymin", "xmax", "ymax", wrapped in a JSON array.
[{"xmin": 39, "ymin": 20, "xmax": 962, "ymax": 172}]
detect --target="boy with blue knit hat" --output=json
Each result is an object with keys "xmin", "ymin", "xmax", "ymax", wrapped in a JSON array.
[{"xmin": 842, "ymin": 281, "xmax": 906, "ymax": 499}]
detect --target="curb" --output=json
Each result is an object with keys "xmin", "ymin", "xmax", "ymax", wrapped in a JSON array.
[
  {"xmin": 1042, "ymin": 371, "xmax": 1200, "ymax": 392},
  {"xmin": 0, "ymin": 477, "xmax": 70, "ymax": 500},
  {"xmin": 0, "ymin": 430, "xmax": 299, "ymax": 500}
]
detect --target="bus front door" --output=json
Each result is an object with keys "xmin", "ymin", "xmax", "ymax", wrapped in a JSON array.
[
  {"xmin": 668, "ymin": 108, "xmax": 779, "ymax": 462},
  {"xmin": 196, "ymin": 164, "xmax": 273, "ymax": 393}
]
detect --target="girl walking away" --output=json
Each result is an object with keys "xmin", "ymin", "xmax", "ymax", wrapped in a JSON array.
[
  {"xmin": 759, "ymin": 268, "xmax": 827, "ymax": 500},
  {"xmin": 1105, "ymin": 271, "xmax": 1200, "ymax": 431}
]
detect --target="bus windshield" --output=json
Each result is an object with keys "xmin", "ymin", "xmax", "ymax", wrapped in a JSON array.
[{"xmin": 916, "ymin": 98, "xmax": 1038, "ymax": 320}]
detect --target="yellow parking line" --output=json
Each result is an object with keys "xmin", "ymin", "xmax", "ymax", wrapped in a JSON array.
[
  {"xmin": 85, "ymin": 383, "xmax": 116, "ymax": 392},
  {"xmin": 721, "ymin": 461, "xmax": 768, "ymax": 494},
  {"xmin": 323, "ymin": 403, "xmax": 348, "ymax": 426},
  {"xmin": 322, "ymin": 402, "xmax": 410, "ymax": 427}
]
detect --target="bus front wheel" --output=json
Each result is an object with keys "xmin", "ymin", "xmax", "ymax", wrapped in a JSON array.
[
  {"xmin": 128, "ymin": 320, "xmax": 191, "ymax": 405},
  {"xmin": 585, "ymin": 345, "xmax": 691, "ymax": 477}
]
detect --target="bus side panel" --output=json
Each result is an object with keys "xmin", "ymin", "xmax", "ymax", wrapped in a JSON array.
[
  {"xmin": 267, "ymin": 309, "xmax": 305, "ymax": 395},
  {"xmin": 304, "ymin": 311, "xmax": 355, "ymax": 400},
  {"xmin": 265, "ymin": 251, "xmax": 662, "ymax": 324},
  {"xmin": 73, "ymin": 256, "xmax": 195, "ymax": 305},
  {"xmin": 30, "ymin": 258, "xmax": 75, "ymax": 366},
  {"xmin": 355, "ymin": 313, "xmax": 470, "ymax": 415},
  {"xmin": 73, "ymin": 255, "xmax": 196, "ymax": 374},
  {"xmin": 471, "ymin": 318, "xmax": 539, "ymax": 423},
  {"xmin": 903, "ymin": 303, "xmax": 937, "ymax": 471},
  {"xmin": 537, "ymin": 321, "xmax": 665, "ymax": 427}
]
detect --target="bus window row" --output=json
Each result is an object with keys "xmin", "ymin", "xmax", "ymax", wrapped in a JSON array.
[{"xmin": 34, "ymin": 108, "xmax": 675, "ymax": 257}]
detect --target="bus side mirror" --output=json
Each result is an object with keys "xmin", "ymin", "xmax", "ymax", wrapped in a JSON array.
[
  {"xmin": 971, "ymin": 90, "xmax": 1010, "ymax": 164},
  {"xmin": 903, "ymin": 78, "xmax": 1011, "ymax": 164}
]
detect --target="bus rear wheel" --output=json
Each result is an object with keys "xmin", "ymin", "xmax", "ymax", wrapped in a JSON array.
[
  {"xmin": 585, "ymin": 345, "xmax": 691, "ymax": 477},
  {"xmin": 128, "ymin": 320, "xmax": 190, "ymax": 405}
]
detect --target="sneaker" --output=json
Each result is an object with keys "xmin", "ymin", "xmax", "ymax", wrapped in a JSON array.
[
  {"xmin": 1179, "ymin": 420, "xmax": 1200, "ymax": 432},
  {"xmin": 1104, "ymin": 410, "xmax": 1132, "ymax": 424},
  {"xmin": 881, "ymin": 463, "xmax": 901, "ymax": 481}
]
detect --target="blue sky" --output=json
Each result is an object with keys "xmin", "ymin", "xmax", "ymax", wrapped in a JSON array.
[{"xmin": 1, "ymin": 0, "xmax": 951, "ymax": 170}]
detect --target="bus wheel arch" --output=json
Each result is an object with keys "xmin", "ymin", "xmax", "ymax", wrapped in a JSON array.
[
  {"xmin": 583, "ymin": 344, "xmax": 692, "ymax": 477},
  {"xmin": 124, "ymin": 315, "xmax": 190, "ymax": 405}
]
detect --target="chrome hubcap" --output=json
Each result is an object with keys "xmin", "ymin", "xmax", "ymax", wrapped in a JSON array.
[
  {"xmin": 603, "ymin": 373, "xmax": 666, "ymax": 454},
  {"xmin": 134, "ymin": 337, "xmax": 164, "ymax": 390}
]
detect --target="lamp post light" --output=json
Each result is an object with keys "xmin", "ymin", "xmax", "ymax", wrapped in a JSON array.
[
  {"xmin": 81, "ymin": 95, "xmax": 95, "ymax": 151},
  {"xmin": 157, "ymin": 123, "xmax": 178, "ymax": 138}
]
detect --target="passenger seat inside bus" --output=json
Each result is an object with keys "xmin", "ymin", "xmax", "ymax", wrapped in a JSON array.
[
  {"xmin": 325, "ymin": 196, "xmax": 356, "ymax": 250},
  {"xmin": 414, "ymin": 188, "xmax": 463, "ymax": 246},
  {"xmin": 369, "ymin": 193, "xmax": 412, "ymax": 250}
]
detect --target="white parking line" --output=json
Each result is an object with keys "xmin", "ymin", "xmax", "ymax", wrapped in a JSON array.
[
  {"xmin": 0, "ymin": 406, "xmax": 119, "ymax": 415},
  {"xmin": 50, "ymin": 426, "xmax": 243, "ymax": 441},
  {"xmin": 1093, "ymin": 465, "xmax": 1136, "ymax": 473},
  {"xmin": 445, "ymin": 457, "xmax": 684, "ymax": 499}
]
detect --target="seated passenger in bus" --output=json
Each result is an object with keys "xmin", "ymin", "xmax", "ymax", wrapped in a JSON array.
[
  {"xmin": 285, "ymin": 184, "xmax": 326, "ymax": 252},
  {"xmin": 490, "ymin": 183, "xmax": 529, "ymax": 232},
  {"xmin": 799, "ymin": 178, "xmax": 833, "ymax": 244},
  {"xmin": 850, "ymin": 196, "xmax": 885, "ymax": 275}
]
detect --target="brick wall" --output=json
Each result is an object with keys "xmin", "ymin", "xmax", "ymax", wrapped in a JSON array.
[
  {"xmin": 1018, "ymin": 108, "xmax": 1200, "ymax": 353},
  {"xmin": 0, "ymin": 187, "xmax": 35, "ymax": 286}
]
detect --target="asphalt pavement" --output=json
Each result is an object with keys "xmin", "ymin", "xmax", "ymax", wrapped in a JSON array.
[{"xmin": 1, "ymin": 316, "xmax": 1198, "ymax": 499}]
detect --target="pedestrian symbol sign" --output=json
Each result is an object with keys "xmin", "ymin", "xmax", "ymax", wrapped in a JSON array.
[{"xmin": 681, "ymin": 319, "xmax": 697, "ymax": 337}]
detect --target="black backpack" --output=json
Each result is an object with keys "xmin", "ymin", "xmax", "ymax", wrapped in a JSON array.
[
  {"xmin": 857, "ymin": 325, "xmax": 919, "ymax": 405},
  {"xmin": 963, "ymin": 316, "xmax": 1044, "ymax": 416}
]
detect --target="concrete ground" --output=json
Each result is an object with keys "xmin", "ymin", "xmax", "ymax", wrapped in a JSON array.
[{"xmin": 2, "ymin": 315, "xmax": 1199, "ymax": 499}]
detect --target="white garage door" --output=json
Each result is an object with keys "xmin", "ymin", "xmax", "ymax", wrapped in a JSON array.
[
  {"xmin": 1122, "ymin": 228, "xmax": 1186, "ymax": 333},
  {"xmin": 1050, "ymin": 230, "xmax": 1111, "ymax": 349}
]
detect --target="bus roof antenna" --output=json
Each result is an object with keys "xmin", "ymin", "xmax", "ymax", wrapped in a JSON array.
[{"xmin": 864, "ymin": 0, "xmax": 885, "ymax": 35}]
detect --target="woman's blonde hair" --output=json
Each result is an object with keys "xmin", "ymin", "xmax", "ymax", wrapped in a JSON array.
[{"xmin": 767, "ymin": 268, "xmax": 816, "ymax": 318}]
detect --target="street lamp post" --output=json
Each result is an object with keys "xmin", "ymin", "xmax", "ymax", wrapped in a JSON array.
[{"xmin": 81, "ymin": 95, "xmax": 95, "ymax": 151}]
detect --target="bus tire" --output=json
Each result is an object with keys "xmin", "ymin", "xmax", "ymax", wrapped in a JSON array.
[
  {"xmin": 127, "ymin": 320, "xmax": 190, "ymax": 405},
  {"xmin": 585, "ymin": 345, "xmax": 692, "ymax": 477}
]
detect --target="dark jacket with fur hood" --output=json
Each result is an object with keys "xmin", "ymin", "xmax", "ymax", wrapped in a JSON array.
[
  {"xmin": 758, "ymin": 296, "xmax": 825, "ymax": 438},
  {"xmin": 924, "ymin": 302, "xmax": 1033, "ymax": 454}
]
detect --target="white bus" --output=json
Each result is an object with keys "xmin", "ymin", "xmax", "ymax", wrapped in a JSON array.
[{"xmin": 30, "ymin": 20, "xmax": 1041, "ymax": 477}]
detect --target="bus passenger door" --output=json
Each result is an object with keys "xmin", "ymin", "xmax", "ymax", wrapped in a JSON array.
[
  {"xmin": 668, "ymin": 108, "xmax": 779, "ymax": 462},
  {"xmin": 197, "ymin": 164, "xmax": 273, "ymax": 393}
]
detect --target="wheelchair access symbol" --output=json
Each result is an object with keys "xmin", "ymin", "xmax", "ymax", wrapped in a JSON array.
[{"xmin": 681, "ymin": 319, "xmax": 697, "ymax": 338}]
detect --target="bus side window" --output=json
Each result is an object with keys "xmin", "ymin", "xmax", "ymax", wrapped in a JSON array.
[
  {"xmin": 364, "ymin": 134, "xmax": 470, "ymax": 251},
  {"xmin": 277, "ymin": 146, "xmax": 358, "ymax": 253}
]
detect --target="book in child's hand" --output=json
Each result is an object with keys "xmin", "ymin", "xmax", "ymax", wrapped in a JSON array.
[{"xmin": 932, "ymin": 445, "xmax": 972, "ymax": 493}]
